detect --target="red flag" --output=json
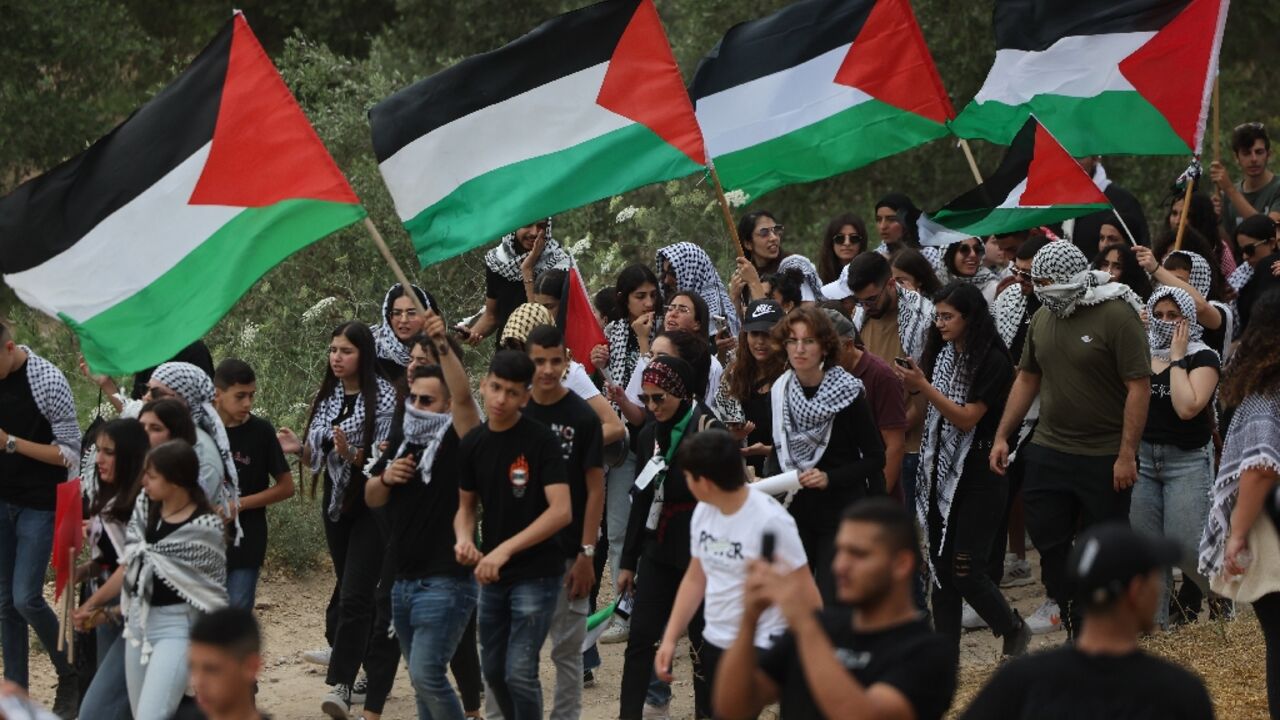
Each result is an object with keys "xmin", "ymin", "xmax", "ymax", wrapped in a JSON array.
[
  {"xmin": 53, "ymin": 478, "xmax": 83, "ymax": 601},
  {"xmin": 558, "ymin": 267, "xmax": 608, "ymax": 374}
]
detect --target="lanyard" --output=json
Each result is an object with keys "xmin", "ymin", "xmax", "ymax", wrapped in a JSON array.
[{"xmin": 648, "ymin": 406, "xmax": 696, "ymax": 492}]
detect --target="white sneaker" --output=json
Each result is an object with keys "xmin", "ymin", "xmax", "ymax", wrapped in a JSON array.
[
  {"xmin": 303, "ymin": 647, "xmax": 332, "ymax": 666},
  {"xmin": 351, "ymin": 671, "xmax": 367, "ymax": 705},
  {"xmin": 1001, "ymin": 557, "xmax": 1035, "ymax": 588},
  {"xmin": 962, "ymin": 601, "xmax": 988, "ymax": 630},
  {"xmin": 599, "ymin": 617, "xmax": 630, "ymax": 644},
  {"xmin": 1026, "ymin": 599, "xmax": 1063, "ymax": 635},
  {"xmin": 642, "ymin": 702, "xmax": 671, "ymax": 720},
  {"xmin": 321, "ymin": 683, "xmax": 352, "ymax": 719}
]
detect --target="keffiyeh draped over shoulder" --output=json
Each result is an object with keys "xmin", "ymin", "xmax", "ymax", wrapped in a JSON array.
[
  {"xmin": 916, "ymin": 343, "xmax": 977, "ymax": 586},
  {"xmin": 151, "ymin": 362, "xmax": 238, "ymax": 493},
  {"xmin": 604, "ymin": 318, "xmax": 644, "ymax": 387},
  {"xmin": 778, "ymin": 255, "xmax": 826, "ymax": 302},
  {"xmin": 1199, "ymin": 393, "xmax": 1280, "ymax": 578},
  {"xmin": 1030, "ymin": 241, "xmax": 1143, "ymax": 318},
  {"xmin": 484, "ymin": 219, "xmax": 571, "ymax": 283},
  {"xmin": 372, "ymin": 283, "xmax": 435, "ymax": 368},
  {"xmin": 770, "ymin": 367, "xmax": 864, "ymax": 506},
  {"xmin": 992, "ymin": 285, "xmax": 1029, "ymax": 348},
  {"xmin": 307, "ymin": 375, "xmax": 397, "ymax": 521},
  {"xmin": 656, "ymin": 242, "xmax": 740, "ymax": 335},
  {"xmin": 896, "ymin": 286, "xmax": 933, "ymax": 361},
  {"xmin": 21, "ymin": 347, "xmax": 80, "ymax": 473}
]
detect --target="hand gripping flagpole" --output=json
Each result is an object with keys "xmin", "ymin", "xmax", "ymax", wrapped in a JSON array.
[{"xmin": 1173, "ymin": 160, "xmax": 1202, "ymax": 252}]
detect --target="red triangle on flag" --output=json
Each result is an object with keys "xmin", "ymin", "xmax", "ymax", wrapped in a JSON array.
[
  {"xmin": 1020, "ymin": 122, "xmax": 1109, "ymax": 207},
  {"xmin": 595, "ymin": 0, "xmax": 706, "ymax": 166},
  {"xmin": 561, "ymin": 268, "xmax": 608, "ymax": 375},
  {"xmin": 1118, "ymin": 0, "xmax": 1225, "ymax": 154},
  {"xmin": 189, "ymin": 13, "xmax": 359, "ymax": 207},
  {"xmin": 833, "ymin": 0, "xmax": 954, "ymax": 125}
]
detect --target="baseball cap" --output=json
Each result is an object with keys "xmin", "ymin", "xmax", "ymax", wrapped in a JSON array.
[
  {"xmin": 822, "ymin": 264, "xmax": 854, "ymax": 300},
  {"xmin": 742, "ymin": 299, "xmax": 784, "ymax": 333},
  {"xmin": 1067, "ymin": 523, "xmax": 1181, "ymax": 607},
  {"xmin": 821, "ymin": 308, "xmax": 856, "ymax": 339}
]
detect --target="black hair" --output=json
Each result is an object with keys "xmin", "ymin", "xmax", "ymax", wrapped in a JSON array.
[
  {"xmin": 891, "ymin": 248, "xmax": 943, "ymax": 297},
  {"xmin": 656, "ymin": 329, "xmax": 712, "ymax": 401},
  {"xmin": 614, "ymin": 264, "xmax": 661, "ymax": 323},
  {"xmin": 676, "ymin": 429, "xmax": 747, "ymax": 490},
  {"xmin": 139, "ymin": 399, "xmax": 197, "ymax": 446},
  {"xmin": 143, "ymin": 440, "xmax": 215, "ymax": 526},
  {"xmin": 1232, "ymin": 122, "xmax": 1270, "ymax": 154},
  {"xmin": 1238, "ymin": 214, "xmax": 1278, "ymax": 244},
  {"xmin": 819, "ymin": 213, "xmax": 869, "ymax": 283},
  {"xmin": 213, "ymin": 358, "xmax": 256, "ymax": 390},
  {"xmin": 736, "ymin": 210, "xmax": 779, "ymax": 261},
  {"xmin": 665, "ymin": 290, "xmax": 710, "ymax": 336},
  {"xmin": 942, "ymin": 238, "xmax": 985, "ymax": 276},
  {"xmin": 383, "ymin": 283, "xmax": 437, "ymax": 320},
  {"xmin": 407, "ymin": 331, "xmax": 463, "ymax": 364},
  {"xmin": 92, "ymin": 418, "xmax": 150, "ymax": 524},
  {"xmin": 768, "ymin": 269, "xmax": 805, "ymax": 309},
  {"xmin": 1093, "ymin": 243, "xmax": 1154, "ymax": 300},
  {"xmin": 488, "ymin": 349, "xmax": 535, "ymax": 386},
  {"xmin": 841, "ymin": 497, "xmax": 922, "ymax": 570},
  {"xmin": 846, "ymin": 251, "xmax": 891, "ymax": 294},
  {"xmin": 594, "ymin": 286, "xmax": 621, "ymax": 324},
  {"xmin": 306, "ymin": 321, "xmax": 384, "ymax": 455},
  {"xmin": 921, "ymin": 282, "xmax": 1009, "ymax": 389},
  {"xmin": 409, "ymin": 364, "xmax": 445, "ymax": 384},
  {"xmin": 190, "ymin": 607, "xmax": 261, "ymax": 659},
  {"xmin": 527, "ymin": 324, "xmax": 565, "ymax": 351},
  {"xmin": 533, "ymin": 268, "xmax": 567, "ymax": 300},
  {"xmin": 1015, "ymin": 235, "xmax": 1052, "ymax": 261}
]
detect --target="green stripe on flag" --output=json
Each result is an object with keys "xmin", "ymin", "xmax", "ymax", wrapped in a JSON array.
[
  {"xmin": 68, "ymin": 199, "xmax": 366, "ymax": 375},
  {"xmin": 403, "ymin": 123, "xmax": 703, "ymax": 267},
  {"xmin": 712, "ymin": 98, "xmax": 948, "ymax": 203},
  {"xmin": 931, "ymin": 204, "xmax": 1111, "ymax": 239},
  {"xmin": 950, "ymin": 91, "xmax": 1188, "ymax": 155}
]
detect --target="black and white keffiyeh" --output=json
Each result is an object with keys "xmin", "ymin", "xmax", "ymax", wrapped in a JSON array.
[
  {"xmin": 152, "ymin": 362, "xmax": 239, "ymax": 495},
  {"xmin": 1229, "ymin": 263, "xmax": 1254, "ymax": 293},
  {"xmin": 947, "ymin": 264, "xmax": 999, "ymax": 291},
  {"xmin": 121, "ymin": 495, "xmax": 227, "ymax": 664},
  {"xmin": 771, "ymin": 367, "xmax": 864, "ymax": 488},
  {"xmin": 307, "ymin": 376, "xmax": 396, "ymax": 521},
  {"xmin": 915, "ymin": 343, "xmax": 977, "ymax": 586},
  {"xmin": 778, "ymin": 255, "xmax": 826, "ymax": 302},
  {"xmin": 896, "ymin": 286, "xmax": 933, "ymax": 361},
  {"xmin": 656, "ymin": 242, "xmax": 741, "ymax": 335},
  {"xmin": 483, "ymin": 219, "xmax": 571, "ymax": 283},
  {"xmin": 992, "ymin": 285, "xmax": 1029, "ymax": 348},
  {"xmin": 395, "ymin": 400, "xmax": 453, "ymax": 486},
  {"xmin": 19, "ymin": 347, "xmax": 80, "ymax": 472},
  {"xmin": 603, "ymin": 318, "xmax": 642, "ymax": 389},
  {"xmin": 1168, "ymin": 250, "xmax": 1213, "ymax": 298},
  {"xmin": 1147, "ymin": 286, "xmax": 1216, "ymax": 363},
  {"xmin": 372, "ymin": 283, "xmax": 434, "ymax": 368},
  {"xmin": 1031, "ymin": 241, "xmax": 1143, "ymax": 318},
  {"xmin": 1199, "ymin": 392, "xmax": 1280, "ymax": 578}
]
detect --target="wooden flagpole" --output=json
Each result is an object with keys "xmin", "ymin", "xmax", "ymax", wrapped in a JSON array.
[
  {"xmin": 361, "ymin": 217, "xmax": 432, "ymax": 319},
  {"xmin": 958, "ymin": 139, "xmax": 985, "ymax": 184},
  {"xmin": 707, "ymin": 162, "xmax": 747, "ymax": 260},
  {"xmin": 1173, "ymin": 164, "xmax": 1196, "ymax": 252}
]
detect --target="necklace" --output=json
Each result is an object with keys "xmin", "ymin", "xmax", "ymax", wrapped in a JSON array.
[{"xmin": 160, "ymin": 501, "xmax": 193, "ymax": 523}]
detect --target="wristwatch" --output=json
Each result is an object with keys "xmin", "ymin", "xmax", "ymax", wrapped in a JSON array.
[
  {"xmin": 1172, "ymin": 357, "xmax": 1191, "ymax": 370},
  {"xmin": 4, "ymin": 436, "xmax": 15, "ymax": 454},
  {"xmin": 580, "ymin": 544, "xmax": 596, "ymax": 558}
]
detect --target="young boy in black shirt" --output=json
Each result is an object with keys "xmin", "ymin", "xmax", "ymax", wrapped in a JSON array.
[
  {"xmin": 454, "ymin": 350, "xmax": 571, "ymax": 720},
  {"xmin": 213, "ymin": 359, "xmax": 294, "ymax": 610}
]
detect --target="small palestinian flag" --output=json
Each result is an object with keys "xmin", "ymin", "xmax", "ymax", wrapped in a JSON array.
[
  {"xmin": 691, "ymin": 0, "xmax": 954, "ymax": 202},
  {"xmin": 371, "ymin": 0, "xmax": 705, "ymax": 267},
  {"xmin": 557, "ymin": 267, "xmax": 608, "ymax": 375},
  {"xmin": 951, "ymin": 0, "xmax": 1229, "ymax": 156},
  {"xmin": 919, "ymin": 117, "xmax": 1110, "ymax": 245},
  {"xmin": 0, "ymin": 13, "xmax": 365, "ymax": 375}
]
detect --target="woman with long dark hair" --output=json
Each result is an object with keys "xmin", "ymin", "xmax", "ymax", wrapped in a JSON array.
[
  {"xmin": 737, "ymin": 210, "xmax": 786, "ymax": 281},
  {"xmin": 718, "ymin": 299, "xmax": 786, "ymax": 475},
  {"xmin": 891, "ymin": 247, "xmax": 944, "ymax": 298},
  {"xmin": 941, "ymin": 238, "xmax": 1001, "ymax": 302},
  {"xmin": 894, "ymin": 282, "xmax": 1029, "ymax": 657},
  {"xmin": 278, "ymin": 321, "xmax": 397, "ymax": 716},
  {"xmin": 1093, "ymin": 243, "xmax": 1154, "ymax": 301},
  {"xmin": 819, "ymin": 213, "xmax": 869, "ymax": 284},
  {"xmin": 137, "ymin": 399, "xmax": 198, "ymax": 448}
]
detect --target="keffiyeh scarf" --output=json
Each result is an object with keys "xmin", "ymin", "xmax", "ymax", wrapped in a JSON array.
[
  {"xmin": 778, "ymin": 255, "xmax": 826, "ymax": 302},
  {"xmin": 896, "ymin": 286, "xmax": 933, "ymax": 361},
  {"xmin": 395, "ymin": 401, "xmax": 453, "ymax": 486},
  {"xmin": 771, "ymin": 368, "xmax": 864, "ymax": 505},
  {"xmin": 1031, "ymin": 241, "xmax": 1143, "ymax": 318},
  {"xmin": 484, "ymin": 219, "xmax": 570, "ymax": 283},
  {"xmin": 307, "ymin": 376, "xmax": 396, "ymax": 521},
  {"xmin": 992, "ymin": 285, "xmax": 1030, "ymax": 348},
  {"xmin": 1199, "ymin": 393, "xmax": 1280, "ymax": 578},
  {"xmin": 372, "ymin": 283, "xmax": 433, "ymax": 368},
  {"xmin": 152, "ymin": 363, "xmax": 239, "ymax": 498},
  {"xmin": 500, "ymin": 303, "xmax": 555, "ymax": 346},
  {"xmin": 656, "ymin": 242, "xmax": 740, "ymax": 335},
  {"xmin": 915, "ymin": 344, "xmax": 977, "ymax": 586},
  {"xmin": 1146, "ymin": 286, "xmax": 1216, "ymax": 363},
  {"xmin": 1168, "ymin": 250, "xmax": 1213, "ymax": 298},
  {"xmin": 947, "ymin": 264, "xmax": 999, "ymax": 291},
  {"xmin": 121, "ymin": 495, "xmax": 227, "ymax": 664},
  {"xmin": 604, "ymin": 319, "xmax": 642, "ymax": 388},
  {"xmin": 21, "ymin": 347, "xmax": 80, "ymax": 472}
]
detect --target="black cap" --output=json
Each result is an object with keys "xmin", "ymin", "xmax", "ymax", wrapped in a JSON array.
[
  {"xmin": 742, "ymin": 299, "xmax": 784, "ymax": 333},
  {"xmin": 1067, "ymin": 523, "xmax": 1181, "ymax": 607}
]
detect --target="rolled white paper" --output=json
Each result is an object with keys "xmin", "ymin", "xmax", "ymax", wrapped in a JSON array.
[{"xmin": 749, "ymin": 470, "xmax": 801, "ymax": 496}]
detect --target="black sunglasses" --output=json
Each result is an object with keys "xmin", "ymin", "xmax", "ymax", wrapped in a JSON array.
[
  {"xmin": 955, "ymin": 243, "xmax": 984, "ymax": 257},
  {"xmin": 1241, "ymin": 240, "xmax": 1273, "ymax": 258},
  {"xmin": 832, "ymin": 233, "xmax": 862, "ymax": 245},
  {"xmin": 408, "ymin": 393, "xmax": 437, "ymax": 407},
  {"xmin": 637, "ymin": 392, "xmax": 667, "ymax": 406}
]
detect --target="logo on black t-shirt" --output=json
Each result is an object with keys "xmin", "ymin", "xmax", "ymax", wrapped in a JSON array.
[
  {"xmin": 509, "ymin": 455, "xmax": 529, "ymax": 498},
  {"xmin": 835, "ymin": 648, "xmax": 872, "ymax": 670}
]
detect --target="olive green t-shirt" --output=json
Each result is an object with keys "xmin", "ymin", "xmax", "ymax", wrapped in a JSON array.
[
  {"xmin": 1223, "ymin": 174, "xmax": 1280, "ymax": 232},
  {"xmin": 1020, "ymin": 300, "xmax": 1150, "ymax": 456}
]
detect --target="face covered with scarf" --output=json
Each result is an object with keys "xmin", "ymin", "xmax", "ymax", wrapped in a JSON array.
[
  {"xmin": 641, "ymin": 355, "xmax": 694, "ymax": 423},
  {"xmin": 1030, "ymin": 241, "xmax": 1143, "ymax": 318},
  {"xmin": 1147, "ymin": 286, "xmax": 1214, "ymax": 362}
]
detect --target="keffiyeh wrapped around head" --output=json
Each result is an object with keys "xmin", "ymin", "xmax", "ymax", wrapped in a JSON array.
[
  {"xmin": 500, "ymin": 303, "xmax": 555, "ymax": 347},
  {"xmin": 1168, "ymin": 250, "xmax": 1213, "ymax": 298},
  {"xmin": 372, "ymin": 283, "xmax": 435, "ymax": 368},
  {"xmin": 307, "ymin": 375, "xmax": 397, "ymax": 521},
  {"xmin": 484, "ymin": 219, "xmax": 570, "ymax": 283},
  {"xmin": 1031, "ymin": 241, "xmax": 1143, "ymax": 318},
  {"xmin": 1199, "ymin": 392, "xmax": 1280, "ymax": 578},
  {"xmin": 642, "ymin": 355, "xmax": 694, "ymax": 401},
  {"xmin": 1147, "ymin": 286, "xmax": 1215, "ymax": 362},
  {"xmin": 778, "ymin": 255, "xmax": 826, "ymax": 302},
  {"xmin": 151, "ymin": 362, "xmax": 238, "ymax": 491},
  {"xmin": 656, "ymin": 242, "xmax": 740, "ymax": 335}
]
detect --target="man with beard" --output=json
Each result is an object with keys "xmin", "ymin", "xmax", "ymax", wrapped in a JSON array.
[
  {"xmin": 712, "ymin": 499, "xmax": 957, "ymax": 720},
  {"xmin": 461, "ymin": 219, "xmax": 571, "ymax": 347}
]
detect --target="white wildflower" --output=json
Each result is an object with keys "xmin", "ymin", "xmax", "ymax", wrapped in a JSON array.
[
  {"xmin": 302, "ymin": 296, "xmax": 338, "ymax": 323},
  {"xmin": 238, "ymin": 321, "xmax": 260, "ymax": 349},
  {"xmin": 566, "ymin": 235, "xmax": 592, "ymax": 256},
  {"xmin": 615, "ymin": 206, "xmax": 638, "ymax": 224},
  {"xmin": 723, "ymin": 189, "xmax": 749, "ymax": 208}
]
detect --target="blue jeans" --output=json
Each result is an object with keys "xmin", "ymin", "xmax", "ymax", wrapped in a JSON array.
[
  {"xmin": 0, "ymin": 500, "xmax": 72, "ymax": 686},
  {"xmin": 1131, "ymin": 441, "xmax": 1214, "ymax": 628},
  {"xmin": 226, "ymin": 567, "xmax": 261, "ymax": 611},
  {"xmin": 125, "ymin": 604, "xmax": 196, "ymax": 720},
  {"xmin": 80, "ymin": 629, "xmax": 132, "ymax": 720},
  {"xmin": 478, "ymin": 575, "xmax": 561, "ymax": 720},
  {"xmin": 605, "ymin": 451, "xmax": 636, "ymax": 584},
  {"xmin": 392, "ymin": 575, "xmax": 479, "ymax": 720}
]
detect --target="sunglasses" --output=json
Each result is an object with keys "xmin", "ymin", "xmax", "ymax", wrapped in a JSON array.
[
  {"xmin": 408, "ymin": 393, "xmax": 437, "ymax": 407},
  {"xmin": 754, "ymin": 225, "xmax": 785, "ymax": 239},
  {"xmin": 1241, "ymin": 240, "xmax": 1273, "ymax": 258},
  {"xmin": 955, "ymin": 243, "xmax": 984, "ymax": 257},
  {"xmin": 832, "ymin": 233, "xmax": 862, "ymax": 245},
  {"xmin": 1010, "ymin": 267, "xmax": 1032, "ymax": 280},
  {"xmin": 637, "ymin": 392, "xmax": 667, "ymax": 406},
  {"xmin": 853, "ymin": 286, "xmax": 887, "ymax": 308}
]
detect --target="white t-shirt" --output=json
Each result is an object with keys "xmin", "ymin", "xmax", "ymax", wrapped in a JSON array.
[
  {"xmin": 691, "ymin": 489, "xmax": 808, "ymax": 650},
  {"xmin": 564, "ymin": 360, "xmax": 601, "ymax": 401}
]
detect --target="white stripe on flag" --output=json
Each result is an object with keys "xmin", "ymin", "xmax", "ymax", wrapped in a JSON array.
[{"xmin": 973, "ymin": 32, "xmax": 1153, "ymax": 106}]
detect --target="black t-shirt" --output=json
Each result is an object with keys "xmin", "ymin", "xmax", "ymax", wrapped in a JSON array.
[
  {"xmin": 1143, "ymin": 349, "xmax": 1220, "ymax": 450},
  {"xmin": 458, "ymin": 416, "xmax": 568, "ymax": 583},
  {"xmin": 964, "ymin": 344, "xmax": 1015, "ymax": 451},
  {"xmin": 225, "ymin": 415, "xmax": 290, "ymax": 570},
  {"xmin": 742, "ymin": 380, "xmax": 774, "ymax": 475},
  {"xmin": 782, "ymin": 390, "xmax": 886, "ymax": 535},
  {"xmin": 1008, "ymin": 294, "xmax": 1043, "ymax": 364},
  {"xmin": 1202, "ymin": 305, "xmax": 1229, "ymax": 359},
  {"xmin": 146, "ymin": 511, "xmax": 211, "ymax": 607},
  {"xmin": 96, "ymin": 528, "xmax": 119, "ymax": 572},
  {"xmin": 759, "ymin": 609, "xmax": 956, "ymax": 720},
  {"xmin": 371, "ymin": 424, "xmax": 469, "ymax": 580},
  {"xmin": 523, "ymin": 391, "xmax": 604, "ymax": 558},
  {"xmin": 0, "ymin": 357, "xmax": 64, "ymax": 510},
  {"xmin": 959, "ymin": 646, "xmax": 1214, "ymax": 720},
  {"xmin": 485, "ymin": 268, "xmax": 527, "ymax": 346}
]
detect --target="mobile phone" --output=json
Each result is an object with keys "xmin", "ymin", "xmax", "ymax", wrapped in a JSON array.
[
  {"xmin": 452, "ymin": 325, "xmax": 471, "ymax": 339},
  {"xmin": 761, "ymin": 531, "xmax": 776, "ymax": 563},
  {"xmin": 894, "ymin": 356, "xmax": 913, "ymax": 369}
]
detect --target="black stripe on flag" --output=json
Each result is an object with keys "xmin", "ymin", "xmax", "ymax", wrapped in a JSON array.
[
  {"xmin": 993, "ymin": 0, "xmax": 1191, "ymax": 52},
  {"xmin": 938, "ymin": 118, "xmax": 1036, "ymax": 213},
  {"xmin": 0, "ymin": 21, "xmax": 231, "ymax": 275},
  {"xmin": 689, "ymin": 0, "xmax": 874, "ymax": 100},
  {"xmin": 369, "ymin": 0, "xmax": 640, "ymax": 162}
]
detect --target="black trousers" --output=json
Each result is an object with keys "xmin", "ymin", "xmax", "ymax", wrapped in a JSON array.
[
  {"xmin": 1022, "ymin": 444, "xmax": 1131, "ymax": 636},
  {"xmin": 929, "ymin": 463, "xmax": 1017, "ymax": 649},
  {"xmin": 619, "ymin": 556, "xmax": 709, "ymax": 720},
  {"xmin": 987, "ymin": 444, "xmax": 1029, "ymax": 582},
  {"xmin": 451, "ymin": 610, "xmax": 482, "ymax": 713},
  {"xmin": 362, "ymin": 509, "xmax": 402, "ymax": 713},
  {"xmin": 1255, "ymin": 592, "xmax": 1280, "ymax": 719},
  {"xmin": 322, "ymin": 504, "xmax": 383, "ymax": 687},
  {"xmin": 798, "ymin": 526, "xmax": 838, "ymax": 605}
]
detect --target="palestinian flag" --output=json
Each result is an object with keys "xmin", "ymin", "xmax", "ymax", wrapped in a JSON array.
[
  {"xmin": 951, "ymin": 0, "xmax": 1229, "ymax": 156},
  {"xmin": 557, "ymin": 267, "xmax": 608, "ymax": 374},
  {"xmin": 0, "ymin": 13, "xmax": 364, "ymax": 375},
  {"xmin": 919, "ymin": 117, "xmax": 1110, "ymax": 244},
  {"xmin": 371, "ymin": 0, "xmax": 705, "ymax": 267},
  {"xmin": 690, "ymin": 0, "xmax": 954, "ymax": 202}
]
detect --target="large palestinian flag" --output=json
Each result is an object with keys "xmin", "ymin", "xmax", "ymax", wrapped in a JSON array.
[
  {"xmin": 371, "ymin": 0, "xmax": 705, "ymax": 267},
  {"xmin": 919, "ymin": 117, "xmax": 1110, "ymax": 245},
  {"xmin": 690, "ymin": 0, "xmax": 954, "ymax": 202},
  {"xmin": 0, "ymin": 13, "xmax": 364, "ymax": 375},
  {"xmin": 951, "ymin": 0, "xmax": 1229, "ymax": 156}
]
